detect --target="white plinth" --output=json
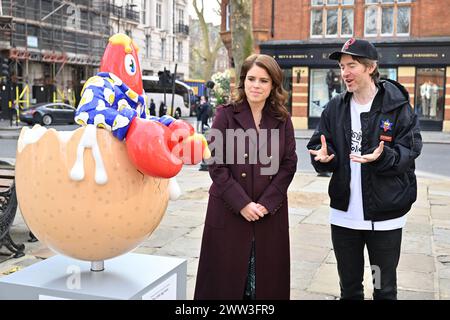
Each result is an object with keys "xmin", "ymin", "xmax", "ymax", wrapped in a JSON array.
[{"xmin": 0, "ymin": 253, "xmax": 187, "ymax": 300}]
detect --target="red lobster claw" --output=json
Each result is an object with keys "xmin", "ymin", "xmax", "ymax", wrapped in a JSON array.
[{"xmin": 126, "ymin": 117, "xmax": 183, "ymax": 178}]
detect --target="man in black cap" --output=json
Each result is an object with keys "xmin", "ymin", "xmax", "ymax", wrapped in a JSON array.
[{"xmin": 307, "ymin": 38, "xmax": 422, "ymax": 300}]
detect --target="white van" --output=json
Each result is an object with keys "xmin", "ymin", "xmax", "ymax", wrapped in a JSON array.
[{"xmin": 142, "ymin": 76, "xmax": 193, "ymax": 119}]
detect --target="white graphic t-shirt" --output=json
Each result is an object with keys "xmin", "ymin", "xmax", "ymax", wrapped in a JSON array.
[{"xmin": 330, "ymin": 94, "xmax": 406, "ymax": 231}]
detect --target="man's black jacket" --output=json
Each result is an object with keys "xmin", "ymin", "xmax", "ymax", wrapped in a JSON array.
[{"xmin": 307, "ymin": 79, "xmax": 422, "ymax": 221}]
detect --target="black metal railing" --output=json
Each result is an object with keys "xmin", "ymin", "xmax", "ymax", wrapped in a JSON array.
[
  {"xmin": 107, "ymin": 3, "xmax": 140, "ymax": 23},
  {"xmin": 175, "ymin": 23, "xmax": 189, "ymax": 36}
]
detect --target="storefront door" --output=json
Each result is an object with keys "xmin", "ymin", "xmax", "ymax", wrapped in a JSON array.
[{"xmin": 415, "ymin": 68, "xmax": 445, "ymax": 131}]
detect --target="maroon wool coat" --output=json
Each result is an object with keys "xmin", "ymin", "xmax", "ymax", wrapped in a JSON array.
[{"xmin": 194, "ymin": 100, "xmax": 298, "ymax": 300}]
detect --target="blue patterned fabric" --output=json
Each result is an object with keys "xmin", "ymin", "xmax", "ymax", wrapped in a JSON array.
[{"xmin": 75, "ymin": 72, "xmax": 176, "ymax": 140}]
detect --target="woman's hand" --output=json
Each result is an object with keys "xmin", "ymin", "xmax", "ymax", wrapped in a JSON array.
[
  {"xmin": 240, "ymin": 202, "xmax": 265, "ymax": 222},
  {"xmin": 255, "ymin": 203, "xmax": 269, "ymax": 215}
]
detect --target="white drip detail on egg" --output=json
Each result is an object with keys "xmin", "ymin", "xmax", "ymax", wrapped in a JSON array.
[
  {"xmin": 70, "ymin": 124, "xmax": 108, "ymax": 185},
  {"xmin": 168, "ymin": 177, "xmax": 181, "ymax": 200}
]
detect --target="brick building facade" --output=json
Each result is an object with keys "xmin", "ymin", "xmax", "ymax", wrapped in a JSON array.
[{"xmin": 221, "ymin": 0, "xmax": 450, "ymax": 131}]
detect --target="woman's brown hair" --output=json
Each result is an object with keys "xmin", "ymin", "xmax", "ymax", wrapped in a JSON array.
[{"xmin": 233, "ymin": 54, "xmax": 290, "ymax": 121}]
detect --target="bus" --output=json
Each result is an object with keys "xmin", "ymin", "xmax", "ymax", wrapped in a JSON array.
[
  {"xmin": 184, "ymin": 79, "xmax": 206, "ymax": 116},
  {"xmin": 142, "ymin": 76, "xmax": 193, "ymax": 119},
  {"xmin": 184, "ymin": 79, "xmax": 206, "ymax": 97}
]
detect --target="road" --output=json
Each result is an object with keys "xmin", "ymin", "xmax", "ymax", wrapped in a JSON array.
[
  {"xmin": 0, "ymin": 124, "xmax": 449, "ymax": 178},
  {"xmin": 297, "ymin": 139, "xmax": 450, "ymax": 178}
]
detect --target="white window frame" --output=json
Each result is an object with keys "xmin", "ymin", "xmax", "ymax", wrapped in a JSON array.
[
  {"xmin": 177, "ymin": 41, "xmax": 183, "ymax": 62},
  {"xmin": 161, "ymin": 38, "xmax": 166, "ymax": 60},
  {"xmin": 364, "ymin": 0, "xmax": 411, "ymax": 37},
  {"xmin": 156, "ymin": 2, "xmax": 162, "ymax": 29},
  {"xmin": 225, "ymin": 3, "xmax": 230, "ymax": 31},
  {"xmin": 177, "ymin": 8, "xmax": 184, "ymax": 26},
  {"xmin": 141, "ymin": 0, "xmax": 147, "ymax": 25},
  {"xmin": 145, "ymin": 34, "xmax": 151, "ymax": 59},
  {"xmin": 310, "ymin": 0, "xmax": 355, "ymax": 38}
]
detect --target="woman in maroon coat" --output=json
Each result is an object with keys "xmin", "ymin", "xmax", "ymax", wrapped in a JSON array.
[{"xmin": 194, "ymin": 54, "xmax": 298, "ymax": 300}]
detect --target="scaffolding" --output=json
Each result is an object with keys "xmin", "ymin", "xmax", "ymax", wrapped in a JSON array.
[{"xmin": 0, "ymin": 0, "xmax": 113, "ymax": 114}]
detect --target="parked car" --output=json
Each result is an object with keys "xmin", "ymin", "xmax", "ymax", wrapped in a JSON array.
[{"xmin": 20, "ymin": 102, "xmax": 76, "ymax": 126}]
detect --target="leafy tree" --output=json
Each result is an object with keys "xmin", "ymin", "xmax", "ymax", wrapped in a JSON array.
[{"xmin": 212, "ymin": 69, "xmax": 231, "ymax": 104}]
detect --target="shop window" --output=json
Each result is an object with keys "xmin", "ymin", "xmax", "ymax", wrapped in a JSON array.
[
  {"xmin": 309, "ymin": 69, "xmax": 345, "ymax": 118},
  {"xmin": 415, "ymin": 68, "xmax": 445, "ymax": 121},
  {"xmin": 379, "ymin": 68, "xmax": 397, "ymax": 81},
  {"xmin": 282, "ymin": 69, "xmax": 292, "ymax": 114},
  {"xmin": 364, "ymin": 0, "xmax": 411, "ymax": 37},
  {"xmin": 311, "ymin": 0, "xmax": 354, "ymax": 38},
  {"xmin": 309, "ymin": 67, "xmax": 397, "ymax": 119}
]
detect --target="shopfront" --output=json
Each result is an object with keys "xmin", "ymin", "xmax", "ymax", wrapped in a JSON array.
[{"xmin": 261, "ymin": 40, "xmax": 450, "ymax": 131}]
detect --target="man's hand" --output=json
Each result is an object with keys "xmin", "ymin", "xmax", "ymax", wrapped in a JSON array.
[
  {"xmin": 308, "ymin": 134, "xmax": 335, "ymax": 163},
  {"xmin": 350, "ymin": 141, "xmax": 384, "ymax": 163},
  {"xmin": 240, "ymin": 202, "xmax": 265, "ymax": 222}
]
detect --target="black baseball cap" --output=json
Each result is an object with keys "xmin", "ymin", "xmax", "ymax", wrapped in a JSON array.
[{"xmin": 329, "ymin": 38, "xmax": 379, "ymax": 61}]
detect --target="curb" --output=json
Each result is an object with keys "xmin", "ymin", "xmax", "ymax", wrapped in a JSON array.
[{"xmin": 0, "ymin": 134, "xmax": 19, "ymax": 139}]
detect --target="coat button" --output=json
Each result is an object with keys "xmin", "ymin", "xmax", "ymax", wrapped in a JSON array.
[
  {"xmin": 241, "ymin": 172, "xmax": 247, "ymax": 178},
  {"xmin": 269, "ymin": 175, "xmax": 272, "ymax": 180},
  {"xmin": 244, "ymin": 153, "xmax": 248, "ymax": 159}
]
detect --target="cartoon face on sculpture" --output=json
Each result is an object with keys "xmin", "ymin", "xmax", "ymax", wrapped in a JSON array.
[
  {"xmin": 99, "ymin": 33, "xmax": 143, "ymax": 95},
  {"xmin": 14, "ymin": 33, "xmax": 209, "ymax": 263}
]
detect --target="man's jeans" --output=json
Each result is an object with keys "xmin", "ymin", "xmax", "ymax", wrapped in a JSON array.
[{"xmin": 331, "ymin": 224, "xmax": 402, "ymax": 300}]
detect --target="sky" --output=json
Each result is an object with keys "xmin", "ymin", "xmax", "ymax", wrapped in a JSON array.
[{"xmin": 187, "ymin": 0, "xmax": 221, "ymax": 26}]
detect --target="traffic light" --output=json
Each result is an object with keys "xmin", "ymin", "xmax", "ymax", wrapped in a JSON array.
[
  {"xmin": 158, "ymin": 69, "xmax": 172, "ymax": 87},
  {"xmin": 1, "ymin": 58, "xmax": 9, "ymax": 82},
  {"xmin": 206, "ymin": 80, "xmax": 215, "ymax": 89}
]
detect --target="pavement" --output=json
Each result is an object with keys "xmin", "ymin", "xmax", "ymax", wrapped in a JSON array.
[
  {"xmin": 1, "ymin": 164, "xmax": 450, "ymax": 300},
  {"xmin": 1, "ymin": 117, "xmax": 449, "ymax": 300}
]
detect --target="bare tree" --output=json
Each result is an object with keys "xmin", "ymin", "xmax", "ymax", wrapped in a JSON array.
[
  {"xmin": 192, "ymin": 0, "xmax": 223, "ymax": 80},
  {"xmin": 230, "ymin": 0, "xmax": 254, "ymax": 80}
]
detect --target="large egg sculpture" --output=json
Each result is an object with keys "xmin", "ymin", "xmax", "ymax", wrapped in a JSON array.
[{"xmin": 15, "ymin": 124, "xmax": 170, "ymax": 264}]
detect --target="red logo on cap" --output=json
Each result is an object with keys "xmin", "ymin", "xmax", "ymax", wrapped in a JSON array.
[{"xmin": 343, "ymin": 38, "xmax": 356, "ymax": 51}]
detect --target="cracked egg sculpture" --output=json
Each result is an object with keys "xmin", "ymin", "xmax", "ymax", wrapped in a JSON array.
[
  {"xmin": 14, "ymin": 34, "xmax": 208, "ymax": 271},
  {"xmin": 15, "ymin": 125, "xmax": 172, "ymax": 267}
]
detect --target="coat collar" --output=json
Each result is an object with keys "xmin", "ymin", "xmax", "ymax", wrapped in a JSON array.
[
  {"xmin": 232, "ymin": 99, "xmax": 282, "ymax": 151},
  {"xmin": 232, "ymin": 99, "xmax": 281, "ymax": 131}
]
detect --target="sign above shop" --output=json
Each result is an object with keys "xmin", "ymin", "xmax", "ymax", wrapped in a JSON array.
[{"xmin": 261, "ymin": 41, "xmax": 450, "ymax": 67}]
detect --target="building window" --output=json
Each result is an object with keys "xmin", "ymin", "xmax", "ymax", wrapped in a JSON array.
[
  {"xmin": 161, "ymin": 38, "xmax": 166, "ymax": 60},
  {"xmin": 156, "ymin": 2, "xmax": 162, "ymax": 29},
  {"xmin": 364, "ymin": 0, "xmax": 411, "ymax": 37},
  {"xmin": 141, "ymin": 0, "xmax": 147, "ymax": 25},
  {"xmin": 177, "ymin": 9, "xmax": 184, "ymax": 25},
  {"xmin": 311, "ymin": 0, "xmax": 354, "ymax": 38},
  {"xmin": 225, "ymin": 3, "xmax": 230, "ymax": 31},
  {"xmin": 415, "ymin": 68, "xmax": 445, "ymax": 121},
  {"xmin": 145, "ymin": 35, "xmax": 151, "ymax": 58},
  {"xmin": 177, "ymin": 41, "xmax": 183, "ymax": 62}
]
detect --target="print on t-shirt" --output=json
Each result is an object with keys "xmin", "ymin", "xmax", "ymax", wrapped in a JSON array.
[{"xmin": 351, "ymin": 130, "xmax": 362, "ymax": 154}]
